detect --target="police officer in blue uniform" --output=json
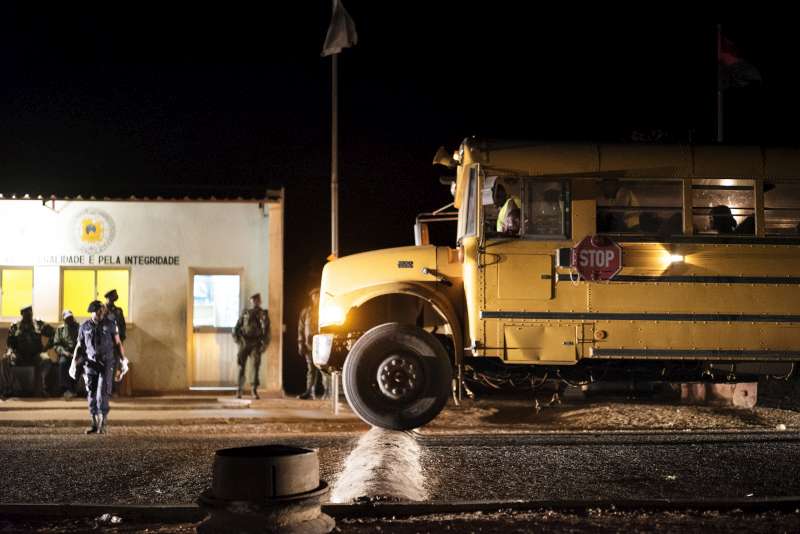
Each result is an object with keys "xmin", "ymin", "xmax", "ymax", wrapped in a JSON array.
[{"xmin": 70, "ymin": 300, "xmax": 126, "ymax": 434}]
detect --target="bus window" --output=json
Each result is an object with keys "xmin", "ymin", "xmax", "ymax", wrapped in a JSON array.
[
  {"xmin": 457, "ymin": 167, "xmax": 478, "ymax": 240},
  {"xmin": 692, "ymin": 179, "xmax": 754, "ymax": 235},
  {"xmin": 522, "ymin": 179, "xmax": 569, "ymax": 239},
  {"xmin": 765, "ymin": 182, "xmax": 800, "ymax": 236},
  {"xmin": 465, "ymin": 168, "xmax": 478, "ymax": 236},
  {"xmin": 483, "ymin": 177, "xmax": 568, "ymax": 239},
  {"xmin": 597, "ymin": 180, "xmax": 682, "ymax": 236}
]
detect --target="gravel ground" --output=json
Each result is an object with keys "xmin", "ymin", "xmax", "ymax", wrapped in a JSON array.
[
  {"xmin": 1, "ymin": 424, "xmax": 800, "ymax": 505},
  {"xmin": 0, "ymin": 428, "xmax": 354, "ymax": 505},
  {"xmin": 419, "ymin": 434, "xmax": 800, "ymax": 502},
  {"xmin": 3, "ymin": 395, "xmax": 800, "ymax": 532}
]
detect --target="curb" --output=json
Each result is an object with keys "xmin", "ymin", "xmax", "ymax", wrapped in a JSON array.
[{"xmin": 2, "ymin": 497, "xmax": 799, "ymax": 523}]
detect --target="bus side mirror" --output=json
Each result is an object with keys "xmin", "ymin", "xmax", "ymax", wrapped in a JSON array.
[
  {"xmin": 433, "ymin": 146, "xmax": 456, "ymax": 169},
  {"xmin": 414, "ymin": 222, "xmax": 430, "ymax": 246}
]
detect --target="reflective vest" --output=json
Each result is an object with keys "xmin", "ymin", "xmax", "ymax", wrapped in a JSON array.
[{"xmin": 496, "ymin": 196, "xmax": 521, "ymax": 232}]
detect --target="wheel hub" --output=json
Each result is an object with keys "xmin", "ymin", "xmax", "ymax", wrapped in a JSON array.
[{"xmin": 376, "ymin": 353, "xmax": 423, "ymax": 401}]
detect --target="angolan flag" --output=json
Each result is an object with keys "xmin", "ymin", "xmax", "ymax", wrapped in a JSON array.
[
  {"xmin": 718, "ymin": 34, "xmax": 761, "ymax": 89},
  {"xmin": 321, "ymin": 0, "xmax": 358, "ymax": 57}
]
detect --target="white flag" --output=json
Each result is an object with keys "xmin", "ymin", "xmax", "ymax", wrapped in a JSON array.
[{"xmin": 321, "ymin": 0, "xmax": 358, "ymax": 57}]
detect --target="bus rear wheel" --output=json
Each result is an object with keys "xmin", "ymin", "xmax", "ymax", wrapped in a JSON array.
[{"xmin": 342, "ymin": 323, "xmax": 452, "ymax": 430}]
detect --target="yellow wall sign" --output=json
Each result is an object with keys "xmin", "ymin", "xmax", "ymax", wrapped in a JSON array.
[
  {"xmin": 81, "ymin": 217, "xmax": 104, "ymax": 243},
  {"xmin": 73, "ymin": 209, "xmax": 115, "ymax": 254}
]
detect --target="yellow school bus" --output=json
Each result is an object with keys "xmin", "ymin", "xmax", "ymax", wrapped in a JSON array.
[{"xmin": 313, "ymin": 138, "xmax": 800, "ymax": 430}]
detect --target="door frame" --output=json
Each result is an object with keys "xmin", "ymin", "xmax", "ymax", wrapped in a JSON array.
[{"xmin": 186, "ymin": 266, "xmax": 244, "ymax": 389}]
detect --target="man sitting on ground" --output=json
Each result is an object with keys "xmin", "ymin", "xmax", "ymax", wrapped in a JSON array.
[{"xmin": 6, "ymin": 305, "xmax": 55, "ymax": 396}]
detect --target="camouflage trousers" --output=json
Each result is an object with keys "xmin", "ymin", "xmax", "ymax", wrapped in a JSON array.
[
  {"xmin": 302, "ymin": 353, "xmax": 330, "ymax": 398},
  {"xmin": 237, "ymin": 344, "xmax": 263, "ymax": 389},
  {"xmin": 0, "ymin": 352, "xmax": 13, "ymax": 398}
]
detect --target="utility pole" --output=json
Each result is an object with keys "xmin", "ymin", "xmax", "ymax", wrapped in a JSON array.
[{"xmin": 331, "ymin": 54, "xmax": 339, "ymax": 259}]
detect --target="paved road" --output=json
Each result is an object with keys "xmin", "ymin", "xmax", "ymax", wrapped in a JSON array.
[{"xmin": 1, "ymin": 425, "xmax": 798, "ymax": 505}]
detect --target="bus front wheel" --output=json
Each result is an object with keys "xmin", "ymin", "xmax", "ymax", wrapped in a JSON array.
[{"xmin": 342, "ymin": 323, "xmax": 452, "ymax": 430}]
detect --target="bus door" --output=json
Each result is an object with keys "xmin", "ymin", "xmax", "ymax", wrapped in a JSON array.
[{"xmin": 479, "ymin": 176, "xmax": 576, "ymax": 362}]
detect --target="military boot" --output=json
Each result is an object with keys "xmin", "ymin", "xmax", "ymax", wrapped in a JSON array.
[
  {"xmin": 85, "ymin": 415, "xmax": 99, "ymax": 434},
  {"xmin": 98, "ymin": 414, "xmax": 107, "ymax": 434},
  {"xmin": 251, "ymin": 386, "xmax": 260, "ymax": 400}
]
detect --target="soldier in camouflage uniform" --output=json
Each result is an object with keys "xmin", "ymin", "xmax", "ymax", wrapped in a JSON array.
[
  {"xmin": 5, "ymin": 305, "xmax": 55, "ymax": 396},
  {"xmin": 104, "ymin": 290, "xmax": 126, "ymax": 342},
  {"xmin": 104, "ymin": 289, "xmax": 126, "ymax": 394},
  {"xmin": 53, "ymin": 310, "xmax": 80, "ymax": 398},
  {"xmin": 297, "ymin": 288, "xmax": 327, "ymax": 399},
  {"xmin": 233, "ymin": 293, "xmax": 270, "ymax": 399}
]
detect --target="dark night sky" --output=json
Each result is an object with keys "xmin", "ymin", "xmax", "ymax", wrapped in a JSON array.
[{"xmin": 1, "ymin": 6, "xmax": 797, "ymax": 390}]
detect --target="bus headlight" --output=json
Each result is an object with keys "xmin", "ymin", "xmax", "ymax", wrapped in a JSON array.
[
  {"xmin": 313, "ymin": 334, "xmax": 334, "ymax": 367},
  {"xmin": 319, "ymin": 302, "xmax": 346, "ymax": 326}
]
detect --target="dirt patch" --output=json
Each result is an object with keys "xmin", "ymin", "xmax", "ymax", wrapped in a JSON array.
[{"xmin": 428, "ymin": 396, "xmax": 800, "ymax": 433}]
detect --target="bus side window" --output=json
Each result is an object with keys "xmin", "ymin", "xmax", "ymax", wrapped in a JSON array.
[
  {"xmin": 597, "ymin": 179, "xmax": 682, "ymax": 236},
  {"xmin": 692, "ymin": 179, "xmax": 754, "ymax": 235},
  {"xmin": 523, "ymin": 180, "xmax": 568, "ymax": 238},
  {"xmin": 763, "ymin": 182, "xmax": 800, "ymax": 236}
]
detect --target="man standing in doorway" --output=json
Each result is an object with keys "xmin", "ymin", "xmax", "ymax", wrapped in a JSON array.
[
  {"xmin": 104, "ymin": 289, "xmax": 126, "ymax": 393},
  {"xmin": 53, "ymin": 310, "xmax": 80, "ymax": 399},
  {"xmin": 233, "ymin": 293, "xmax": 270, "ymax": 400},
  {"xmin": 70, "ymin": 301, "xmax": 127, "ymax": 434},
  {"xmin": 297, "ymin": 288, "xmax": 326, "ymax": 400},
  {"xmin": 6, "ymin": 305, "xmax": 55, "ymax": 396}
]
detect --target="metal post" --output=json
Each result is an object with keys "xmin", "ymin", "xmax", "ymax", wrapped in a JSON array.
[
  {"xmin": 331, "ymin": 54, "xmax": 339, "ymax": 259},
  {"xmin": 331, "ymin": 371, "xmax": 340, "ymax": 414}
]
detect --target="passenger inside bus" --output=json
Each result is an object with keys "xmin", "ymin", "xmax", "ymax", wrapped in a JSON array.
[
  {"xmin": 597, "ymin": 179, "xmax": 639, "ymax": 233},
  {"xmin": 709, "ymin": 205, "xmax": 737, "ymax": 234},
  {"xmin": 603, "ymin": 179, "xmax": 639, "ymax": 228},
  {"xmin": 658, "ymin": 212, "xmax": 683, "ymax": 236},
  {"xmin": 734, "ymin": 182, "xmax": 775, "ymax": 235}
]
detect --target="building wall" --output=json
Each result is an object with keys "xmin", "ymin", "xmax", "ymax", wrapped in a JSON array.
[{"xmin": 0, "ymin": 199, "xmax": 282, "ymax": 393}]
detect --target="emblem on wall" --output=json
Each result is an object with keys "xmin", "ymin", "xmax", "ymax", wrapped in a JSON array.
[{"xmin": 73, "ymin": 208, "xmax": 116, "ymax": 254}]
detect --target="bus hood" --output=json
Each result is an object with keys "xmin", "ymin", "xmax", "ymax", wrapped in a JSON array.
[
  {"xmin": 318, "ymin": 245, "xmax": 439, "ymax": 327},
  {"xmin": 321, "ymin": 245, "xmax": 438, "ymax": 296}
]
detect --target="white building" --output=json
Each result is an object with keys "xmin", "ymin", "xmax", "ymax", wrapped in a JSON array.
[{"xmin": 0, "ymin": 192, "xmax": 284, "ymax": 394}]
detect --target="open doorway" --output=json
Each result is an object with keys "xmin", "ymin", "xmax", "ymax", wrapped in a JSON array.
[{"xmin": 188, "ymin": 269, "xmax": 242, "ymax": 390}]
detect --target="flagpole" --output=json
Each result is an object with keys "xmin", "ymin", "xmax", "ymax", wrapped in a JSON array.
[
  {"xmin": 322, "ymin": 0, "xmax": 357, "ymax": 261},
  {"xmin": 331, "ymin": 53, "xmax": 339, "ymax": 259},
  {"xmin": 717, "ymin": 24, "xmax": 724, "ymax": 143}
]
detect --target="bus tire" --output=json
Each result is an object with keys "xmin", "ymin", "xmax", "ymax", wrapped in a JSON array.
[{"xmin": 342, "ymin": 322, "xmax": 452, "ymax": 430}]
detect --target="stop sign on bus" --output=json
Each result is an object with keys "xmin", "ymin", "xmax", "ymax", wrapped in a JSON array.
[{"xmin": 570, "ymin": 235, "xmax": 622, "ymax": 281}]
